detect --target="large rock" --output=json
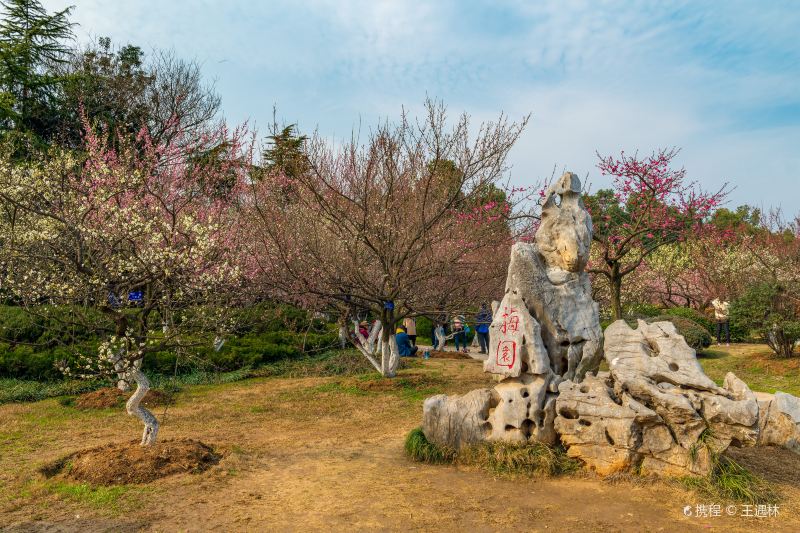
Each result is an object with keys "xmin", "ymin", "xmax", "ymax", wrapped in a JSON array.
[
  {"xmin": 485, "ymin": 291, "xmax": 549, "ymax": 377},
  {"xmin": 422, "ymin": 389, "xmax": 495, "ymax": 450},
  {"xmin": 422, "ymin": 173, "xmax": 603, "ymax": 451},
  {"xmin": 554, "ymin": 320, "xmax": 760, "ymax": 476},
  {"xmin": 501, "ymin": 174, "xmax": 602, "ymax": 382},
  {"xmin": 486, "ymin": 373, "xmax": 558, "ymax": 445},
  {"xmin": 418, "ymin": 170, "xmax": 800, "ymax": 479},
  {"xmin": 555, "ymin": 373, "xmax": 661, "ymax": 475},
  {"xmin": 758, "ymin": 391, "xmax": 800, "ymax": 454},
  {"xmin": 504, "ymin": 242, "xmax": 603, "ymax": 381}
]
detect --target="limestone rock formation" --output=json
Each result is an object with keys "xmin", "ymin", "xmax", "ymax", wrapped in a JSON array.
[
  {"xmin": 758, "ymin": 391, "xmax": 800, "ymax": 454},
  {"xmin": 555, "ymin": 320, "xmax": 760, "ymax": 476},
  {"xmin": 422, "ymin": 389, "xmax": 495, "ymax": 450},
  {"xmin": 484, "ymin": 291, "xmax": 549, "ymax": 377},
  {"xmin": 419, "ymin": 170, "xmax": 800, "ymax": 478},
  {"xmin": 423, "ymin": 172, "xmax": 602, "ymax": 450}
]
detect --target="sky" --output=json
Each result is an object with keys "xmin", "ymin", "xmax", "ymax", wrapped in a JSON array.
[{"xmin": 44, "ymin": 0, "xmax": 800, "ymax": 213}]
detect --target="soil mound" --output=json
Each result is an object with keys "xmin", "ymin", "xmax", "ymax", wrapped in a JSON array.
[
  {"xmin": 74, "ymin": 387, "xmax": 173, "ymax": 409},
  {"xmin": 41, "ymin": 439, "xmax": 220, "ymax": 485},
  {"xmin": 427, "ymin": 350, "xmax": 472, "ymax": 360}
]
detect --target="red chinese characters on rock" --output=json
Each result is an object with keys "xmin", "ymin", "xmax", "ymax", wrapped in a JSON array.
[
  {"xmin": 496, "ymin": 340, "xmax": 517, "ymax": 369},
  {"xmin": 500, "ymin": 306, "xmax": 520, "ymax": 335}
]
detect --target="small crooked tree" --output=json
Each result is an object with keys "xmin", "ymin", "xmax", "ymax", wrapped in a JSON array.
[
  {"xmin": 245, "ymin": 100, "xmax": 529, "ymax": 377},
  {"xmin": 586, "ymin": 148, "xmax": 727, "ymax": 319},
  {"xmin": 0, "ymin": 116, "xmax": 250, "ymax": 445}
]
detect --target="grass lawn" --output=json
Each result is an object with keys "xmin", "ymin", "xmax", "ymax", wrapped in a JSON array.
[{"xmin": 698, "ymin": 343, "xmax": 800, "ymax": 397}]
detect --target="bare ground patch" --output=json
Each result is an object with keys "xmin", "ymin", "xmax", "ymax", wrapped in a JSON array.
[{"xmin": 40, "ymin": 438, "xmax": 220, "ymax": 485}]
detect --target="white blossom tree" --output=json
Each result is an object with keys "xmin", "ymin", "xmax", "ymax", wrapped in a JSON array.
[{"xmin": 0, "ymin": 117, "xmax": 250, "ymax": 445}]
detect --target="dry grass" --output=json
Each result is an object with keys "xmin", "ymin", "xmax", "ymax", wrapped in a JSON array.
[{"xmin": 405, "ymin": 428, "xmax": 581, "ymax": 477}]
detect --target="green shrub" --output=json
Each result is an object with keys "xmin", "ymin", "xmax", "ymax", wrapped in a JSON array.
[
  {"xmin": 647, "ymin": 315, "xmax": 712, "ymax": 351},
  {"xmin": 0, "ymin": 306, "xmax": 45, "ymax": 343},
  {"xmin": 601, "ymin": 316, "xmax": 639, "ymax": 330},
  {"xmin": 625, "ymin": 303, "xmax": 663, "ymax": 318},
  {"xmin": 0, "ymin": 341, "xmax": 96, "ymax": 381},
  {"xmin": 730, "ymin": 282, "xmax": 800, "ymax": 356},
  {"xmin": 231, "ymin": 302, "xmax": 329, "ymax": 335},
  {"xmin": 663, "ymin": 307, "xmax": 714, "ymax": 333},
  {"xmin": 0, "ymin": 300, "xmax": 341, "ymax": 380}
]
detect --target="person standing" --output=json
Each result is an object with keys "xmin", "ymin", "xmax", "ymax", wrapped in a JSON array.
[
  {"xmin": 475, "ymin": 302, "xmax": 492, "ymax": 355},
  {"xmin": 453, "ymin": 315, "xmax": 467, "ymax": 353},
  {"xmin": 712, "ymin": 298, "xmax": 731, "ymax": 346},
  {"xmin": 403, "ymin": 316, "xmax": 417, "ymax": 346}
]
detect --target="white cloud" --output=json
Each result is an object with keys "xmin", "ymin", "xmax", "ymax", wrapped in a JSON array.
[{"xmin": 41, "ymin": 0, "xmax": 800, "ymax": 212}]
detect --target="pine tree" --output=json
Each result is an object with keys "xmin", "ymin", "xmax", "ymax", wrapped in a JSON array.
[{"xmin": 0, "ymin": 0, "xmax": 74, "ymax": 146}]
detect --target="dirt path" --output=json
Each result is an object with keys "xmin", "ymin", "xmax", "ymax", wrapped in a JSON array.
[{"xmin": 1, "ymin": 358, "xmax": 798, "ymax": 532}]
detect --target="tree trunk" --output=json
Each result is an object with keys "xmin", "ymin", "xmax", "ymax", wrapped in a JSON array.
[
  {"xmin": 351, "ymin": 319, "xmax": 383, "ymax": 373},
  {"xmin": 610, "ymin": 265, "xmax": 623, "ymax": 320},
  {"xmin": 378, "ymin": 307, "xmax": 398, "ymax": 378},
  {"xmin": 434, "ymin": 325, "xmax": 446, "ymax": 350},
  {"xmin": 380, "ymin": 333, "xmax": 400, "ymax": 378},
  {"xmin": 126, "ymin": 368, "xmax": 159, "ymax": 446}
]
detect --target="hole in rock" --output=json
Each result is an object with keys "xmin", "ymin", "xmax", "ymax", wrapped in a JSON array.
[
  {"xmin": 579, "ymin": 385, "xmax": 589, "ymax": 394},
  {"xmin": 504, "ymin": 425, "xmax": 517, "ymax": 432},
  {"xmin": 560, "ymin": 340, "xmax": 570, "ymax": 347},
  {"xmin": 668, "ymin": 362, "xmax": 679, "ymax": 372},
  {"xmin": 605, "ymin": 429, "xmax": 615, "ymax": 445},
  {"xmin": 520, "ymin": 361, "xmax": 529, "ymax": 373},
  {"xmin": 521, "ymin": 389, "xmax": 530, "ymax": 398},
  {"xmin": 558, "ymin": 407, "xmax": 579, "ymax": 420},
  {"xmin": 578, "ymin": 419, "xmax": 592, "ymax": 427},
  {"xmin": 520, "ymin": 419, "xmax": 534, "ymax": 438},
  {"xmin": 647, "ymin": 340, "xmax": 660, "ymax": 356},
  {"xmin": 533, "ymin": 409, "xmax": 544, "ymax": 426}
]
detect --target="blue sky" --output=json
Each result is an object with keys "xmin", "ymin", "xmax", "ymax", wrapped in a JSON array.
[{"xmin": 45, "ymin": 0, "xmax": 800, "ymax": 213}]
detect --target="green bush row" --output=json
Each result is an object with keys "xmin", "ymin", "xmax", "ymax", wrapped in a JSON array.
[
  {"xmin": 143, "ymin": 332, "xmax": 338, "ymax": 374},
  {"xmin": 0, "ymin": 330, "xmax": 339, "ymax": 381}
]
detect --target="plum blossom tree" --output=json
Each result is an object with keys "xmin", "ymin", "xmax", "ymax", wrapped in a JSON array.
[
  {"xmin": 586, "ymin": 148, "xmax": 727, "ymax": 319},
  {"xmin": 0, "ymin": 116, "xmax": 250, "ymax": 445},
  {"xmin": 244, "ymin": 100, "xmax": 531, "ymax": 377}
]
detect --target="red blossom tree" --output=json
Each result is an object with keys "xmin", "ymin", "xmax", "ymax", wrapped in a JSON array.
[
  {"xmin": 243, "ymin": 100, "xmax": 532, "ymax": 376},
  {"xmin": 585, "ymin": 148, "xmax": 727, "ymax": 319}
]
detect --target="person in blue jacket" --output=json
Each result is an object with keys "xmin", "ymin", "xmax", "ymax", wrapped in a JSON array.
[
  {"xmin": 475, "ymin": 302, "xmax": 492, "ymax": 354},
  {"xmin": 395, "ymin": 325, "xmax": 418, "ymax": 357}
]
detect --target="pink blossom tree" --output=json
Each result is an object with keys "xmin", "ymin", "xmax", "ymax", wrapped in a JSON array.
[
  {"xmin": 586, "ymin": 148, "xmax": 727, "ymax": 319},
  {"xmin": 0, "ymin": 116, "xmax": 251, "ymax": 445},
  {"xmin": 244, "ymin": 100, "xmax": 531, "ymax": 376}
]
